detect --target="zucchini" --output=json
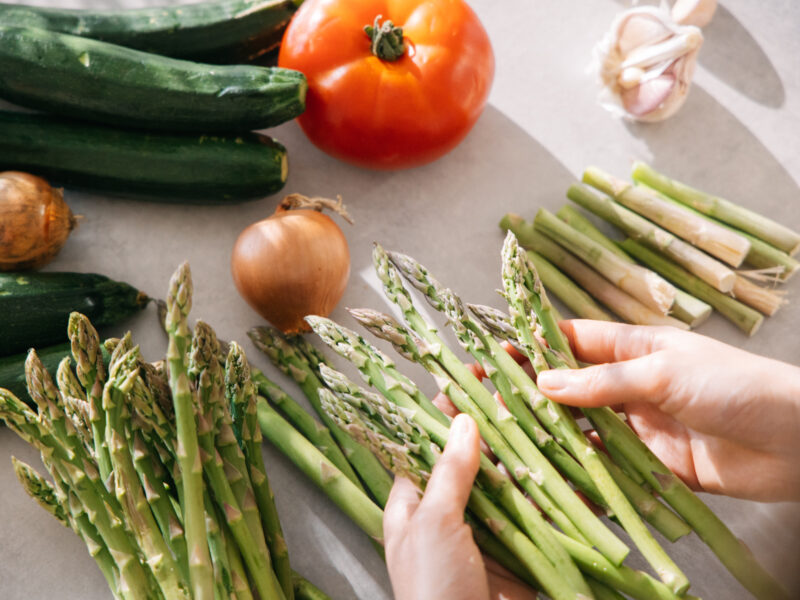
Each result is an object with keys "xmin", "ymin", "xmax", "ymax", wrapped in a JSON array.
[
  {"xmin": 0, "ymin": 271, "xmax": 149, "ymax": 357},
  {"xmin": 0, "ymin": 111, "xmax": 288, "ymax": 202},
  {"xmin": 0, "ymin": 26, "xmax": 307, "ymax": 132},
  {"xmin": 0, "ymin": 0, "xmax": 298, "ymax": 63}
]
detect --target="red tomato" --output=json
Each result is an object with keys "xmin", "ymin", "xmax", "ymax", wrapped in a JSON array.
[{"xmin": 279, "ymin": 0, "xmax": 495, "ymax": 170}]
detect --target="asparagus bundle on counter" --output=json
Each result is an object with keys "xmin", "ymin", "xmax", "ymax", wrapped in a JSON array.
[
  {"xmin": 248, "ymin": 240, "xmax": 788, "ymax": 600},
  {"xmin": 0, "ymin": 262, "xmax": 331, "ymax": 600},
  {"xmin": 500, "ymin": 162, "xmax": 797, "ymax": 336}
]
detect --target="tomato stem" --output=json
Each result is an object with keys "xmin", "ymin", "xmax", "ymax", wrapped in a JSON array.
[{"xmin": 364, "ymin": 15, "xmax": 406, "ymax": 61}]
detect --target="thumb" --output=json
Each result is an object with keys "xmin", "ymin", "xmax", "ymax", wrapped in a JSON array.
[
  {"xmin": 419, "ymin": 413, "xmax": 480, "ymax": 518},
  {"xmin": 537, "ymin": 354, "xmax": 673, "ymax": 408}
]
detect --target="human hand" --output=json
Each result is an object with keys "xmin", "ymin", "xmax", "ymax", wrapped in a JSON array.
[
  {"xmin": 536, "ymin": 320, "xmax": 800, "ymax": 502},
  {"xmin": 383, "ymin": 413, "xmax": 538, "ymax": 600}
]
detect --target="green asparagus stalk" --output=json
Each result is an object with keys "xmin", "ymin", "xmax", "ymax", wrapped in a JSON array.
[
  {"xmin": 249, "ymin": 326, "xmax": 393, "ymax": 505},
  {"xmin": 292, "ymin": 572, "xmax": 333, "ymax": 600},
  {"xmin": 619, "ymin": 239, "xmax": 764, "ymax": 335},
  {"xmin": 227, "ymin": 343, "xmax": 294, "ymax": 600},
  {"xmin": 534, "ymin": 208, "xmax": 677, "ymax": 314},
  {"xmin": 501, "ymin": 232, "xmax": 690, "ymax": 594},
  {"xmin": 68, "ymin": 312, "xmax": 113, "ymax": 482},
  {"xmin": 164, "ymin": 262, "xmax": 214, "ymax": 600},
  {"xmin": 584, "ymin": 167, "xmax": 751, "ymax": 267},
  {"xmin": 631, "ymin": 161, "xmax": 800, "ymax": 255},
  {"xmin": 634, "ymin": 183, "xmax": 800, "ymax": 281},
  {"xmin": 256, "ymin": 399, "xmax": 385, "ymax": 543},
  {"xmin": 554, "ymin": 205, "xmax": 713, "ymax": 327},
  {"xmin": 189, "ymin": 325, "xmax": 284, "ymax": 600},
  {"xmin": 105, "ymin": 347, "xmax": 192, "ymax": 599}
]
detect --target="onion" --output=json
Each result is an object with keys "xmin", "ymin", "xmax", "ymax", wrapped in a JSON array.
[
  {"xmin": 231, "ymin": 194, "xmax": 352, "ymax": 333},
  {"xmin": 0, "ymin": 171, "xmax": 77, "ymax": 271}
]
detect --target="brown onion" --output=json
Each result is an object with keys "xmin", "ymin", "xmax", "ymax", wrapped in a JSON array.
[
  {"xmin": 231, "ymin": 194, "xmax": 352, "ymax": 333},
  {"xmin": 0, "ymin": 171, "xmax": 77, "ymax": 271}
]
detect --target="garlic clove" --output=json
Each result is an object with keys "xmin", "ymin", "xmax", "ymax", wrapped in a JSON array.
[
  {"xmin": 621, "ymin": 73, "xmax": 676, "ymax": 117},
  {"xmin": 616, "ymin": 12, "xmax": 673, "ymax": 55},
  {"xmin": 593, "ymin": 5, "xmax": 703, "ymax": 123},
  {"xmin": 672, "ymin": 0, "xmax": 717, "ymax": 28}
]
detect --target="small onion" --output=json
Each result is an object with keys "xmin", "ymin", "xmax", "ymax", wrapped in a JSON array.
[
  {"xmin": 0, "ymin": 171, "xmax": 77, "ymax": 271},
  {"xmin": 231, "ymin": 194, "xmax": 352, "ymax": 333}
]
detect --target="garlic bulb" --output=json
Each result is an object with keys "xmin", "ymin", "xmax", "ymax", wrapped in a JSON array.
[
  {"xmin": 594, "ymin": 5, "xmax": 703, "ymax": 122},
  {"xmin": 672, "ymin": 0, "xmax": 717, "ymax": 28}
]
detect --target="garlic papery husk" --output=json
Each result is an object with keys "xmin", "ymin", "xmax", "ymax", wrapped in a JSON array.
[
  {"xmin": 594, "ymin": 5, "xmax": 703, "ymax": 122},
  {"xmin": 672, "ymin": 0, "xmax": 717, "ymax": 28}
]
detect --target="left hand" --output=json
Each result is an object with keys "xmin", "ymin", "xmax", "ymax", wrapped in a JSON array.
[{"xmin": 383, "ymin": 413, "xmax": 538, "ymax": 600}]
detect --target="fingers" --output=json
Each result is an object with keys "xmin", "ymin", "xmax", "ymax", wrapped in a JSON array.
[
  {"xmin": 432, "ymin": 391, "xmax": 460, "ymax": 418},
  {"xmin": 537, "ymin": 353, "xmax": 673, "ymax": 408},
  {"xmin": 419, "ymin": 414, "xmax": 481, "ymax": 518},
  {"xmin": 558, "ymin": 320, "xmax": 669, "ymax": 364},
  {"xmin": 383, "ymin": 476, "xmax": 422, "ymax": 549}
]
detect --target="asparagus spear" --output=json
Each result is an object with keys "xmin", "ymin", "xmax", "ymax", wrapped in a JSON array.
[
  {"xmin": 568, "ymin": 182, "xmax": 737, "ymax": 293},
  {"xmin": 68, "ymin": 312, "xmax": 113, "ymax": 482},
  {"xmin": 249, "ymin": 325, "xmax": 393, "ymax": 505},
  {"xmin": 730, "ymin": 275, "xmax": 785, "ymax": 316},
  {"xmin": 292, "ymin": 572, "xmax": 333, "ymax": 600},
  {"xmin": 189, "ymin": 325, "xmax": 284, "ymax": 600},
  {"xmin": 256, "ymin": 399, "xmax": 385, "ymax": 543},
  {"xmin": 501, "ymin": 232, "xmax": 690, "ymax": 594},
  {"xmin": 619, "ymin": 239, "xmax": 764, "ymax": 335},
  {"xmin": 164, "ymin": 262, "xmax": 214, "ymax": 600},
  {"xmin": 631, "ymin": 161, "xmax": 800, "ymax": 255},
  {"xmin": 534, "ymin": 208, "xmax": 677, "ymax": 314},
  {"xmin": 584, "ymin": 167, "xmax": 751, "ymax": 267},
  {"xmin": 554, "ymin": 206, "xmax": 713, "ymax": 327},
  {"xmin": 226, "ymin": 342, "xmax": 294, "ymax": 600}
]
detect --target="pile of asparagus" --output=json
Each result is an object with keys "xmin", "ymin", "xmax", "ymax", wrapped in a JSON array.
[
  {"xmin": 0, "ymin": 263, "xmax": 329, "ymax": 600},
  {"xmin": 250, "ymin": 240, "xmax": 788, "ymax": 600},
  {"xmin": 500, "ymin": 162, "xmax": 799, "ymax": 336}
]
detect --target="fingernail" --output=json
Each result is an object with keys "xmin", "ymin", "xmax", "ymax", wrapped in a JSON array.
[{"xmin": 538, "ymin": 370, "xmax": 569, "ymax": 391}]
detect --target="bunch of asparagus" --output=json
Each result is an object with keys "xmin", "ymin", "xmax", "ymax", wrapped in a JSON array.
[
  {"xmin": 500, "ymin": 162, "xmax": 799, "ymax": 336},
  {"xmin": 0, "ymin": 262, "xmax": 329, "ymax": 600},
  {"xmin": 250, "ymin": 240, "xmax": 788, "ymax": 600}
]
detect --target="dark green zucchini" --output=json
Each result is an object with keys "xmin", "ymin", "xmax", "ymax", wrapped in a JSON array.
[
  {"xmin": 0, "ymin": 26, "xmax": 307, "ymax": 132},
  {"xmin": 0, "ymin": 271, "xmax": 150, "ymax": 357},
  {"xmin": 0, "ymin": 111, "xmax": 288, "ymax": 201},
  {"xmin": 0, "ymin": 0, "xmax": 299, "ymax": 63}
]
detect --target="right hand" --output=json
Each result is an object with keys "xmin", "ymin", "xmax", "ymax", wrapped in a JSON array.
[{"xmin": 536, "ymin": 320, "xmax": 800, "ymax": 502}]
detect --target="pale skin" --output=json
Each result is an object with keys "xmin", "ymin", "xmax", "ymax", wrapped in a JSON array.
[{"xmin": 383, "ymin": 320, "xmax": 800, "ymax": 599}]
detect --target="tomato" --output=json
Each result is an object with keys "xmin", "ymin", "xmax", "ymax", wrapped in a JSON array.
[{"xmin": 278, "ymin": 0, "xmax": 495, "ymax": 170}]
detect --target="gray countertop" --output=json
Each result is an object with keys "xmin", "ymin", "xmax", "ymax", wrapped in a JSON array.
[{"xmin": 1, "ymin": 0, "xmax": 799, "ymax": 598}]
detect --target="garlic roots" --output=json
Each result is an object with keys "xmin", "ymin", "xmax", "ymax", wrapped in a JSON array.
[{"xmin": 594, "ymin": 5, "xmax": 703, "ymax": 122}]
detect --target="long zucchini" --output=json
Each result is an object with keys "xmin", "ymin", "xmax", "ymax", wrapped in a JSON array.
[
  {"xmin": 0, "ymin": 0, "xmax": 299, "ymax": 63},
  {"xmin": 0, "ymin": 26, "xmax": 306, "ymax": 132},
  {"xmin": 0, "ymin": 111, "xmax": 288, "ymax": 201},
  {"xmin": 0, "ymin": 271, "xmax": 149, "ymax": 357}
]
